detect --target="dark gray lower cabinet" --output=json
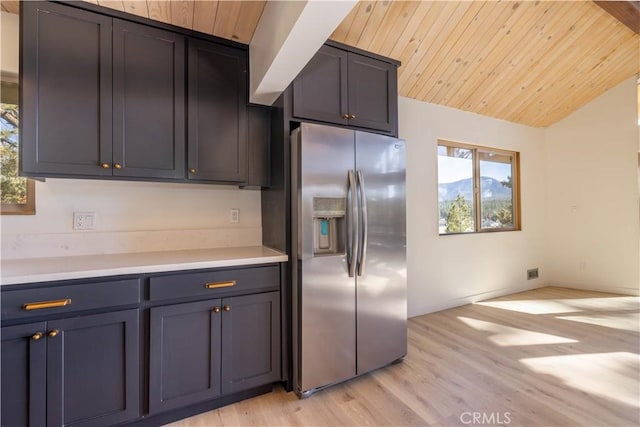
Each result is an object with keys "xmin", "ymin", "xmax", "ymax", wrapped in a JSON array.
[
  {"xmin": 221, "ymin": 292, "xmax": 280, "ymax": 394},
  {"xmin": 149, "ymin": 292, "xmax": 280, "ymax": 414},
  {"xmin": 1, "ymin": 322, "xmax": 47, "ymax": 427},
  {"xmin": 47, "ymin": 310, "xmax": 140, "ymax": 427},
  {"xmin": 1, "ymin": 264, "xmax": 283, "ymax": 425},
  {"xmin": 0, "ymin": 310, "xmax": 140, "ymax": 427},
  {"xmin": 149, "ymin": 299, "xmax": 222, "ymax": 413}
]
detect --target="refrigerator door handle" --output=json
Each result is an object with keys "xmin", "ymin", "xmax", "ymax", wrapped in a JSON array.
[
  {"xmin": 356, "ymin": 170, "xmax": 368, "ymax": 276},
  {"xmin": 347, "ymin": 170, "xmax": 358, "ymax": 278}
]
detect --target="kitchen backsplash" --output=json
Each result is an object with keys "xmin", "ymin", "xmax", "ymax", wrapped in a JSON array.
[
  {"xmin": 1, "ymin": 227, "xmax": 262, "ymax": 260},
  {"xmin": 1, "ymin": 178, "xmax": 263, "ymax": 259}
]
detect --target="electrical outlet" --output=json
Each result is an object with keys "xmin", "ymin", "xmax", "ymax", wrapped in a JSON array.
[
  {"xmin": 527, "ymin": 268, "xmax": 539, "ymax": 280},
  {"xmin": 73, "ymin": 212, "xmax": 96, "ymax": 230},
  {"xmin": 230, "ymin": 208, "xmax": 240, "ymax": 223}
]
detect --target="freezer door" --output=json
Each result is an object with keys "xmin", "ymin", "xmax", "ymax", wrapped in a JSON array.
[
  {"xmin": 355, "ymin": 132, "xmax": 407, "ymax": 375},
  {"xmin": 293, "ymin": 123, "xmax": 357, "ymax": 393}
]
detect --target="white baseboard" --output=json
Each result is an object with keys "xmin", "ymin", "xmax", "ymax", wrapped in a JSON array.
[
  {"xmin": 408, "ymin": 281, "xmax": 545, "ymax": 318},
  {"xmin": 547, "ymin": 281, "xmax": 640, "ymax": 296}
]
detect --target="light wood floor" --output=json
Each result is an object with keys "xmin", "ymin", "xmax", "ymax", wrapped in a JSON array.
[{"xmin": 167, "ymin": 287, "xmax": 640, "ymax": 427}]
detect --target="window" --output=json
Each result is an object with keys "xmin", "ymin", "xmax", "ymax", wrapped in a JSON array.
[
  {"xmin": 438, "ymin": 140, "xmax": 520, "ymax": 234},
  {"xmin": 1, "ymin": 77, "xmax": 35, "ymax": 215}
]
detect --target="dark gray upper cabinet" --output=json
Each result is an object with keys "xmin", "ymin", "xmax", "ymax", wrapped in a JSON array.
[
  {"xmin": 246, "ymin": 105, "xmax": 272, "ymax": 188},
  {"xmin": 112, "ymin": 20, "xmax": 185, "ymax": 179},
  {"xmin": 187, "ymin": 39, "xmax": 248, "ymax": 183},
  {"xmin": 21, "ymin": 2, "xmax": 186, "ymax": 180},
  {"xmin": 292, "ymin": 46, "xmax": 349, "ymax": 127},
  {"xmin": 21, "ymin": 1, "xmax": 113, "ymax": 177},
  {"xmin": 292, "ymin": 44, "xmax": 398, "ymax": 135},
  {"xmin": 20, "ymin": 1, "xmax": 261, "ymax": 187},
  {"xmin": 346, "ymin": 53, "xmax": 398, "ymax": 134}
]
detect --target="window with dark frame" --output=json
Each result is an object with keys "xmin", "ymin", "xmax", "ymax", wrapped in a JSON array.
[
  {"xmin": 1, "ymin": 77, "xmax": 35, "ymax": 215},
  {"xmin": 437, "ymin": 140, "xmax": 520, "ymax": 235}
]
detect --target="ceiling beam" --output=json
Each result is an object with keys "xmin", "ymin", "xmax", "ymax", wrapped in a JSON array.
[
  {"xmin": 249, "ymin": 0, "xmax": 357, "ymax": 106},
  {"xmin": 594, "ymin": 1, "xmax": 640, "ymax": 34}
]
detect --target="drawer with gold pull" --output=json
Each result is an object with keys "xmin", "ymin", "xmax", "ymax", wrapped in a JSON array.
[
  {"xmin": 148, "ymin": 264, "xmax": 280, "ymax": 301},
  {"xmin": 1, "ymin": 278, "xmax": 140, "ymax": 321}
]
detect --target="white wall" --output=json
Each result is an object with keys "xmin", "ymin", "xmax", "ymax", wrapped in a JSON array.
[
  {"xmin": 544, "ymin": 77, "xmax": 640, "ymax": 295},
  {"xmin": 400, "ymin": 97, "xmax": 547, "ymax": 317}
]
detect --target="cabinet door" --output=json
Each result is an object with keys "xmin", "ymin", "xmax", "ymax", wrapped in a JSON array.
[
  {"xmin": 1, "ymin": 323, "xmax": 47, "ymax": 427},
  {"xmin": 187, "ymin": 40, "xmax": 248, "ymax": 183},
  {"xmin": 46, "ymin": 310, "xmax": 140, "ymax": 427},
  {"xmin": 113, "ymin": 20, "xmax": 185, "ymax": 179},
  {"xmin": 149, "ymin": 299, "xmax": 222, "ymax": 413},
  {"xmin": 347, "ymin": 53, "xmax": 398, "ymax": 134},
  {"xmin": 21, "ymin": 1, "xmax": 113, "ymax": 177},
  {"xmin": 292, "ymin": 45, "xmax": 349, "ymax": 126},
  {"xmin": 246, "ymin": 105, "xmax": 271, "ymax": 188},
  {"xmin": 221, "ymin": 292, "xmax": 281, "ymax": 395}
]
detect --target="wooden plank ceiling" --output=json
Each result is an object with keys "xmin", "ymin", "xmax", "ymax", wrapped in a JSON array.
[
  {"xmin": 68, "ymin": 1, "xmax": 266, "ymax": 44},
  {"xmin": 0, "ymin": 1, "xmax": 266, "ymax": 43},
  {"xmin": 330, "ymin": 0, "xmax": 640, "ymax": 127},
  {"xmin": 2, "ymin": 1, "xmax": 638, "ymax": 128}
]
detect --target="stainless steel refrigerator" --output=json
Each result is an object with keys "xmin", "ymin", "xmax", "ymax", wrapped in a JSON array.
[{"xmin": 291, "ymin": 122, "xmax": 407, "ymax": 397}]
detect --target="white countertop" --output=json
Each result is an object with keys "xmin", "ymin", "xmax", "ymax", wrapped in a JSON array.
[{"xmin": 1, "ymin": 246, "xmax": 288, "ymax": 286}]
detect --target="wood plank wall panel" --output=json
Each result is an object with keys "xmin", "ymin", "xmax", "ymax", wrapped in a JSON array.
[
  {"xmin": 146, "ymin": 1, "xmax": 171, "ymax": 24},
  {"xmin": 192, "ymin": 1, "xmax": 218, "ymax": 35},
  {"xmin": 331, "ymin": 0, "xmax": 640, "ymax": 128},
  {"xmin": 98, "ymin": 0, "xmax": 126, "ymax": 13},
  {"xmin": 213, "ymin": 0, "xmax": 242, "ymax": 40},
  {"xmin": 78, "ymin": 0, "xmax": 265, "ymax": 44},
  {"xmin": 233, "ymin": 2, "xmax": 266, "ymax": 44},
  {"xmin": 122, "ymin": 1, "xmax": 149, "ymax": 18},
  {"xmin": 170, "ymin": 0, "xmax": 194, "ymax": 28},
  {"xmin": 0, "ymin": 0, "xmax": 20, "ymax": 13}
]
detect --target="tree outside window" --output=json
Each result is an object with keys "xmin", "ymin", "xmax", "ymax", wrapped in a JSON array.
[
  {"xmin": 438, "ymin": 140, "xmax": 520, "ymax": 235},
  {"xmin": 1, "ymin": 78, "xmax": 35, "ymax": 215}
]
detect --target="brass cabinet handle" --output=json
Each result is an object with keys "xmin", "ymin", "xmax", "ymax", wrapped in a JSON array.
[
  {"xmin": 205, "ymin": 280, "xmax": 236, "ymax": 289},
  {"xmin": 342, "ymin": 113, "xmax": 350, "ymax": 119},
  {"xmin": 100, "ymin": 163, "xmax": 110, "ymax": 169},
  {"xmin": 349, "ymin": 114, "xmax": 356, "ymax": 119},
  {"xmin": 23, "ymin": 298, "xmax": 72, "ymax": 311},
  {"xmin": 213, "ymin": 307, "xmax": 221, "ymax": 313},
  {"xmin": 189, "ymin": 168, "xmax": 196, "ymax": 174},
  {"xmin": 113, "ymin": 163, "xmax": 122, "ymax": 169},
  {"xmin": 32, "ymin": 332, "xmax": 43, "ymax": 341},
  {"xmin": 223, "ymin": 305, "xmax": 231, "ymax": 312},
  {"xmin": 48, "ymin": 329, "xmax": 59, "ymax": 338}
]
